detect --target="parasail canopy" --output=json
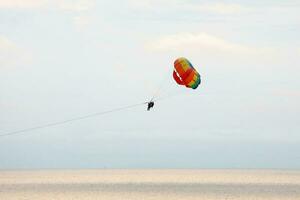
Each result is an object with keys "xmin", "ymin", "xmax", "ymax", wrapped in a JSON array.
[{"xmin": 173, "ymin": 57, "xmax": 201, "ymax": 89}]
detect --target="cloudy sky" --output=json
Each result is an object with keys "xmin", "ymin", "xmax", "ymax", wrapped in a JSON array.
[{"xmin": 0, "ymin": 0, "xmax": 299, "ymax": 169}]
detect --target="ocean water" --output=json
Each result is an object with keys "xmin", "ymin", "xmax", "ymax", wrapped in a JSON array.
[{"xmin": 0, "ymin": 170, "xmax": 299, "ymax": 200}]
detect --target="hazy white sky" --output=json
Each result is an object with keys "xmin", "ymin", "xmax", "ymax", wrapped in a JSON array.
[{"xmin": 0, "ymin": 0, "xmax": 299, "ymax": 169}]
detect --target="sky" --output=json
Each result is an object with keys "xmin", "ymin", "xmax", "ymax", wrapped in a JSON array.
[{"xmin": 0, "ymin": 0, "xmax": 299, "ymax": 169}]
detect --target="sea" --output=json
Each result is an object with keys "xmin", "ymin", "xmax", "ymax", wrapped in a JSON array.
[{"xmin": 0, "ymin": 169, "xmax": 299, "ymax": 200}]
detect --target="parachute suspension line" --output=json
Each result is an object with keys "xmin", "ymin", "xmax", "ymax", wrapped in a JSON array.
[
  {"xmin": 150, "ymin": 68, "xmax": 172, "ymax": 102},
  {"xmin": 0, "ymin": 102, "xmax": 146, "ymax": 138},
  {"xmin": 153, "ymin": 88, "xmax": 191, "ymax": 102}
]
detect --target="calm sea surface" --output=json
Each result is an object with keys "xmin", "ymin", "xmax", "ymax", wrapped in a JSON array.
[{"xmin": 0, "ymin": 170, "xmax": 299, "ymax": 200}]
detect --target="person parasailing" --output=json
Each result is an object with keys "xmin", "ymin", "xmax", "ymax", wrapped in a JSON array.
[{"xmin": 147, "ymin": 101, "xmax": 154, "ymax": 111}]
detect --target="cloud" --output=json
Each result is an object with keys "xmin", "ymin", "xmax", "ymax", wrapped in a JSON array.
[
  {"xmin": 189, "ymin": 3, "xmax": 248, "ymax": 15},
  {"xmin": 273, "ymin": 89, "xmax": 300, "ymax": 98},
  {"xmin": 73, "ymin": 15, "xmax": 92, "ymax": 30},
  {"xmin": 129, "ymin": 0, "xmax": 249, "ymax": 15},
  {"xmin": 0, "ymin": 36, "xmax": 16, "ymax": 49},
  {"xmin": 129, "ymin": 0, "xmax": 172, "ymax": 9},
  {"xmin": 0, "ymin": 36, "xmax": 18, "ymax": 67},
  {"xmin": 0, "ymin": 0, "xmax": 95, "ymax": 12},
  {"xmin": 56, "ymin": 0, "xmax": 95, "ymax": 12},
  {"xmin": 146, "ymin": 32, "xmax": 274, "ymax": 55},
  {"xmin": 0, "ymin": 36, "xmax": 33, "ymax": 68},
  {"xmin": 0, "ymin": 0, "xmax": 46, "ymax": 9},
  {"xmin": 0, "ymin": 0, "xmax": 95, "ymax": 31},
  {"xmin": 145, "ymin": 32, "xmax": 281, "ymax": 66}
]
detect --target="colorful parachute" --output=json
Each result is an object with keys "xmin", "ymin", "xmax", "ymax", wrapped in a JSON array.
[{"xmin": 173, "ymin": 57, "xmax": 201, "ymax": 89}]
